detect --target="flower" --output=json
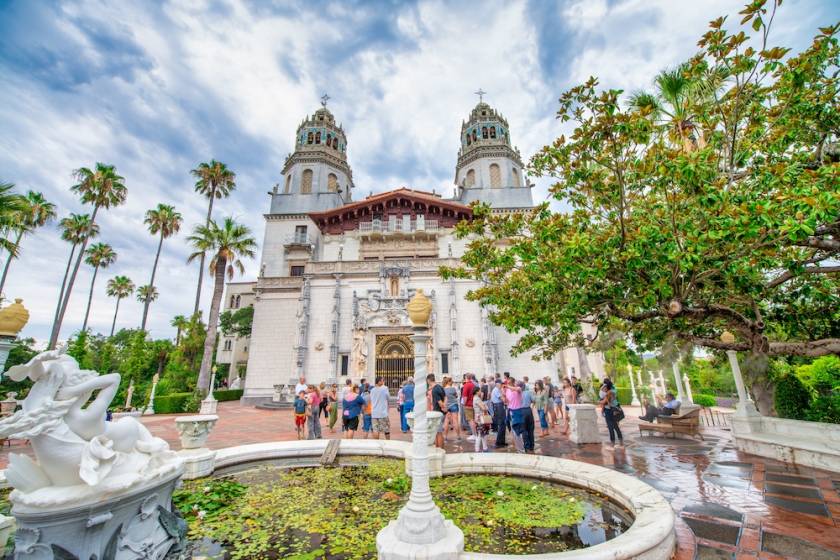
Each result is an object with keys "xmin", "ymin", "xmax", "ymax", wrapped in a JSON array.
[
  {"xmin": 197, "ymin": 510, "xmax": 206, "ymax": 519},
  {"xmin": 386, "ymin": 478, "xmax": 393, "ymax": 484},
  {"xmin": 192, "ymin": 504, "xmax": 199, "ymax": 511},
  {"xmin": 496, "ymin": 490, "xmax": 504, "ymax": 496},
  {"xmin": 352, "ymin": 506, "xmax": 360, "ymax": 513},
  {"xmin": 203, "ymin": 486, "xmax": 211, "ymax": 493}
]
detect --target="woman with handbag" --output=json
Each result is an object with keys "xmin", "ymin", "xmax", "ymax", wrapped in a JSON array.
[{"xmin": 598, "ymin": 378, "xmax": 624, "ymax": 448}]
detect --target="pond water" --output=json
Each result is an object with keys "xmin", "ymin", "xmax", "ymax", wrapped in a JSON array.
[{"xmin": 176, "ymin": 457, "xmax": 633, "ymax": 560}]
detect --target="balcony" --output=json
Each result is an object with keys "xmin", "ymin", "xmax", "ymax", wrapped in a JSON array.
[
  {"xmin": 358, "ymin": 218, "xmax": 439, "ymax": 234},
  {"xmin": 284, "ymin": 233, "xmax": 313, "ymax": 245}
]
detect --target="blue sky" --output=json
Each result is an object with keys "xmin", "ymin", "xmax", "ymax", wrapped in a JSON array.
[{"xmin": 0, "ymin": 0, "xmax": 834, "ymax": 345}]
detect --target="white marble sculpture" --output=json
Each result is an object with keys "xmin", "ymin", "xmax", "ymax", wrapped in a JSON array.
[{"xmin": 0, "ymin": 350, "xmax": 180, "ymax": 508}]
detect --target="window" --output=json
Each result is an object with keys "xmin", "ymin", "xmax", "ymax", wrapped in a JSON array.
[
  {"xmin": 489, "ymin": 163, "xmax": 501, "ymax": 188},
  {"xmin": 471, "ymin": 130, "xmax": 476, "ymax": 142},
  {"xmin": 284, "ymin": 174, "xmax": 291, "ymax": 193},
  {"xmin": 326, "ymin": 133, "xmax": 332, "ymax": 146},
  {"xmin": 295, "ymin": 225, "xmax": 307, "ymax": 243},
  {"xmin": 512, "ymin": 167, "xmax": 521, "ymax": 187},
  {"xmin": 340, "ymin": 354, "xmax": 349, "ymax": 376},
  {"xmin": 440, "ymin": 352, "xmax": 449, "ymax": 375},
  {"xmin": 230, "ymin": 295, "xmax": 236, "ymax": 307},
  {"xmin": 301, "ymin": 169, "xmax": 313, "ymax": 194},
  {"xmin": 465, "ymin": 169, "xmax": 476, "ymax": 187},
  {"xmin": 327, "ymin": 173, "xmax": 338, "ymax": 192},
  {"xmin": 465, "ymin": 134, "xmax": 471, "ymax": 146},
  {"xmin": 482, "ymin": 126, "xmax": 488, "ymax": 139},
  {"xmin": 235, "ymin": 295, "xmax": 241, "ymax": 308},
  {"xmin": 307, "ymin": 132, "xmax": 313, "ymax": 144},
  {"xmin": 332, "ymin": 137, "xmax": 339, "ymax": 149},
  {"xmin": 290, "ymin": 265, "xmax": 305, "ymax": 277},
  {"xmin": 315, "ymin": 131, "xmax": 321, "ymax": 144},
  {"xmin": 490, "ymin": 126, "xmax": 497, "ymax": 139},
  {"xmin": 223, "ymin": 339, "xmax": 232, "ymax": 351}
]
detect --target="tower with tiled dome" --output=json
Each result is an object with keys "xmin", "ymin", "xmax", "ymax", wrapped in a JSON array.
[{"xmin": 453, "ymin": 91, "xmax": 533, "ymax": 211}]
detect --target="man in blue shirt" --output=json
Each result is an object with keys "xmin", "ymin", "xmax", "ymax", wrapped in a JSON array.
[
  {"xmin": 401, "ymin": 378, "xmax": 415, "ymax": 432},
  {"xmin": 491, "ymin": 379, "xmax": 507, "ymax": 448},
  {"xmin": 639, "ymin": 392, "xmax": 681, "ymax": 422}
]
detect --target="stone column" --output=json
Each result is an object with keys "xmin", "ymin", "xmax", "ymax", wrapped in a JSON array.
[
  {"xmin": 657, "ymin": 370, "xmax": 667, "ymax": 397},
  {"xmin": 723, "ymin": 343, "xmax": 759, "ymax": 418},
  {"xmin": 628, "ymin": 364, "xmax": 641, "ymax": 407},
  {"xmin": 683, "ymin": 374, "xmax": 694, "ymax": 404},
  {"xmin": 377, "ymin": 290, "xmax": 463, "ymax": 560},
  {"xmin": 144, "ymin": 374, "xmax": 159, "ymax": 415},
  {"xmin": 329, "ymin": 274, "xmax": 342, "ymax": 376},
  {"xmin": 671, "ymin": 361, "xmax": 687, "ymax": 403}
]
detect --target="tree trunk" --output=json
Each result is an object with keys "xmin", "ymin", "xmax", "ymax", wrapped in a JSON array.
[
  {"xmin": 0, "ymin": 230, "xmax": 23, "ymax": 299},
  {"xmin": 196, "ymin": 256, "xmax": 225, "ymax": 396},
  {"xmin": 576, "ymin": 346, "xmax": 594, "ymax": 381},
  {"xmin": 81, "ymin": 265, "xmax": 100, "ymax": 332},
  {"xmin": 141, "ymin": 234, "xmax": 164, "ymax": 331},
  {"xmin": 49, "ymin": 244, "xmax": 78, "ymax": 347},
  {"xmin": 193, "ymin": 193, "xmax": 216, "ymax": 315},
  {"xmin": 110, "ymin": 297, "xmax": 122, "ymax": 337},
  {"xmin": 175, "ymin": 327, "xmax": 182, "ymax": 346},
  {"xmin": 50, "ymin": 206, "xmax": 99, "ymax": 349}
]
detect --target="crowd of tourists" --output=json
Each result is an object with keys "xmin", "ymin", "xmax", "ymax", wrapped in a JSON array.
[{"xmin": 290, "ymin": 371, "xmax": 630, "ymax": 450}]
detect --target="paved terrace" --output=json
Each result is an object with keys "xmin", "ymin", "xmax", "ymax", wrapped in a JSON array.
[{"xmin": 2, "ymin": 402, "xmax": 838, "ymax": 560}]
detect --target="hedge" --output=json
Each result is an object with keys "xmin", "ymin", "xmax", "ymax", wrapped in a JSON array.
[
  {"xmin": 213, "ymin": 389, "xmax": 244, "ymax": 402},
  {"xmin": 693, "ymin": 394, "xmax": 716, "ymax": 408},
  {"xmin": 614, "ymin": 386, "xmax": 632, "ymax": 405},
  {"xmin": 153, "ymin": 392, "xmax": 192, "ymax": 414}
]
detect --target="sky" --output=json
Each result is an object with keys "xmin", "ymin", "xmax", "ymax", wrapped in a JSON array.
[{"xmin": 0, "ymin": 0, "xmax": 834, "ymax": 346}]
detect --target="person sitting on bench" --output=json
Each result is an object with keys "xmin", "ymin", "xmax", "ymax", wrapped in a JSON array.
[{"xmin": 639, "ymin": 393, "xmax": 681, "ymax": 422}]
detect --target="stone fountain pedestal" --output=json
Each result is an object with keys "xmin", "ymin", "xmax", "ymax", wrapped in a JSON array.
[
  {"xmin": 568, "ymin": 404, "xmax": 600, "ymax": 444},
  {"xmin": 11, "ymin": 465, "xmax": 186, "ymax": 560},
  {"xmin": 175, "ymin": 414, "xmax": 219, "ymax": 480}
]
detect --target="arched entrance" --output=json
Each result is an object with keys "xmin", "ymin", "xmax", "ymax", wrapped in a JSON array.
[{"xmin": 375, "ymin": 334, "xmax": 414, "ymax": 390}]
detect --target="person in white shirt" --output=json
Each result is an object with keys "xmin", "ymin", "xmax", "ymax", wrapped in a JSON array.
[
  {"xmin": 369, "ymin": 377, "xmax": 391, "ymax": 440},
  {"xmin": 294, "ymin": 375, "xmax": 308, "ymax": 398}
]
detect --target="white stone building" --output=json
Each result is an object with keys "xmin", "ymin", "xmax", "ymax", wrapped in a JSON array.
[{"xmin": 222, "ymin": 100, "xmax": 605, "ymax": 403}]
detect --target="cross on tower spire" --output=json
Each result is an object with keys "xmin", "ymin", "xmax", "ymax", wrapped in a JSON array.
[
  {"xmin": 474, "ymin": 88, "xmax": 487, "ymax": 103},
  {"xmin": 320, "ymin": 93, "xmax": 330, "ymax": 107}
]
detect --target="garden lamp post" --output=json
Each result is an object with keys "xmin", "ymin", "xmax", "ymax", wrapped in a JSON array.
[
  {"xmin": 627, "ymin": 364, "xmax": 641, "ymax": 407},
  {"xmin": 377, "ymin": 289, "xmax": 463, "ymax": 560},
  {"xmin": 721, "ymin": 331, "xmax": 759, "ymax": 418},
  {"xmin": 200, "ymin": 365, "xmax": 219, "ymax": 415}
]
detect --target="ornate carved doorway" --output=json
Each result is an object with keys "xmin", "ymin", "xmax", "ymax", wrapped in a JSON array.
[{"xmin": 375, "ymin": 334, "xmax": 414, "ymax": 390}]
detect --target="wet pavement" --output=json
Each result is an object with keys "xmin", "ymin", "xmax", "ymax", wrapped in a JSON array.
[{"xmin": 2, "ymin": 401, "xmax": 838, "ymax": 559}]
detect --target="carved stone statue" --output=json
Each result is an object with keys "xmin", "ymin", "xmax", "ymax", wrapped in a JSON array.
[
  {"xmin": 351, "ymin": 329, "xmax": 368, "ymax": 375},
  {"xmin": 124, "ymin": 379, "xmax": 135, "ymax": 410},
  {"xmin": 230, "ymin": 376, "xmax": 242, "ymax": 390},
  {"xmin": 0, "ymin": 351, "xmax": 185, "ymax": 557}
]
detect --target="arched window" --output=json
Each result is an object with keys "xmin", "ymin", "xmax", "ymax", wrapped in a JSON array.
[
  {"xmin": 482, "ymin": 126, "xmax": 488, "ymax": 139},
  {"xmin": 333, "ymin": 137, "xmax": 339, "ymax": 149},
  {"xmin": 466, "ymin": 134, "xmax": 471, "ymax": 146},
  {"xmin": 301, "ymin": 169, "xmax": 313, "ymax": 194},
  {"xmin": 235, "ymin": 295, "xmax": 241, "ymax": 308},
  {"xmin": 466, "ymin": 169, "xmax": 476, "ymax": 187},
  {"xmin": 284, "ymin": 174, "xmax": 292, "ymax": 193},
  {"xmin": 230, "ymin": 295, "xmax": 236, "ymax": 307},
  {"xmin": 326, "ymin": 133, "xmax": 332, "ymax": 146},
  {"xmin": 315, "ymin": 131, "xmax": 321, "ymax": 144},
  {"xmin": 490, "ymin": 126, "xmax": 497, "ymax": 139},
  {"xmin": 512, "ymin": 168, "xmax": 521, "ymax": 187},
  {"xmin": 327, "ymin": 173, "xmax": 338, "ymax": 192},
  {"xmin": 307, "ymin": 132, "xmax": 314, "ymax": 144},
  {"xmin": 471, "ymin": 130, "xmax": 477, "ymax": 142},
  {"xmin": 490, "ymin": 163, "xmax": 501, "ymax": 188}
]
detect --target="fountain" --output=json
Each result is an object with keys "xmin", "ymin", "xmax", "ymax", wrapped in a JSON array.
[{"xmin": 0, "ymin": 351, "xmax": 185, "ymax": 558}]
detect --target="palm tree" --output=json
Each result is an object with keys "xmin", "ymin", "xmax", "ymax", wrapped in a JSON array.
[
  {"xmin": 171, "ymin": 314, "xmax": 189, "ymax": 346},
  {"xmin": 141, "ymin": 204, "xmax": 183, "ymax": 331},
  {"xmin": 50, "ymin": 163, "xmax": 127, "ymax": 349},
  {"xmin": 188, "ymin": 217, "xmax": 256, "ymax": 395},
  {"xmin": 51, "ymin": 214, "xmax": 99, "ymax": 342},
  {"xmin": 136, "ymin": 284, "xmax": 159, "ymax": 306},
  {"xmin": 80, "ymin": 242, "xmax": 117, "ymax": 332},
  {"xmin": 190, "ymin": 160, "xmax": 236, "ymax": 315},
  {"xmin": 106, "ymin": 275, "xmax": 134, "ymax": 336},
  {"xmin": 0, "ymin": 183, "xmax": 26, "ymax": 253},
  {"xmin": 0, "ymin": 190, "xmax": 56, "ymax": 298}
]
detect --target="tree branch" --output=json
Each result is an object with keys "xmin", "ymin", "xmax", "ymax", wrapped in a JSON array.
[
  {"xmin": 675, "ymin": 333, "xmax": 751, "ymax": 351},
  {"xmin": 768, "ymin": 338, "xmax": 840, "ymax": 358},
  {"xmin": 767, "ymin": 265, "xmax": 840, "ymax": 290},
  {"xmin": 797, "ymin": 237, "xmax": 840, "ymax": 252}
]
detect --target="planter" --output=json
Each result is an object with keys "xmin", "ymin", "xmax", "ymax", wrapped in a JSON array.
[
  {"xmin": 175, "ymin": 414, "xmax": 219, "ymax": 449},
  {"xmin": 405, "ymin": 410, "xmax": 444, "ymax": 444}
]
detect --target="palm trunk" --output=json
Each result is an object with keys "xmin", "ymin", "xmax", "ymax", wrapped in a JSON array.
[
  {"xmin": 193, "ymin": 193, "xmax": 216, "ymax": 315},
  {"xmin": 0, "ymin": 230, "xmax": 23, "ymax": 299},
  {"xmin": 80, "ymin": 265, "xmax": 100, "ymax": 332},
  {"xmin": 110, "ymin": 297, "xmax": 122, "ymax": 337},
  {"xmin": 175, "ymin": 327, "xmax": 182, "ymax": 346},
  {"xmin": 50, "ymin": 244, "xmax": 78, "ymax": 346},
  {"xmin": 196, "ymin": 256, "xmax": 225, "ymax": 396},
  {"xmin": 50, "ymin": 206, "xmax": 99, "ymax": 349},
  {"xmin": 141, "ymin": 234, "xmax": 164, "ymax": 331}
]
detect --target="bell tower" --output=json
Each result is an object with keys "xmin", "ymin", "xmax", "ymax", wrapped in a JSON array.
[
  {"xmin": 270, "ymin": 95, "xmax": 353, "ymax": 215},
  {"xmin": 453, "ymin": 91, "xmax": 533, "ymax": 211}
]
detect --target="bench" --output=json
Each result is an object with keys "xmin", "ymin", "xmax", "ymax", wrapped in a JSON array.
[{"xmin": 639, "ymin": 406, "xmax": 703, "ymax": 440}]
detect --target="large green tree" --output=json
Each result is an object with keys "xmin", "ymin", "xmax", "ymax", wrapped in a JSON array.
[
  {"xmin": 141, "ymin": 203, "xmax": 183, "ymax": 331},
  {"xmin": 190, "ymin": 160, "xmax": 236, "ymax": 316},
  {"xmin": 81, "ymin": 242, "xmax": 117, "ymax": 332},
  {"xmin": 106, "ymin": 275, "xmax": 134, "ymax": 336},
  {"xmin": 50, "ymin": 163, "xmax": 127, "ymax": 348},
  {"xmin": 188, "ymin": 217, "xmax": 256, "ymax": 395},
  {"xmin": 0, "ymin": 190, "xmax": 56, "ymax": 298},
  {"xmin": 444, "ymin": 3, "xmax": 839, "ymax": 413}
]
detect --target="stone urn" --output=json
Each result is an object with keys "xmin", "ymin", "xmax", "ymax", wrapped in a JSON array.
[
  {"xmin": 407, "ymin": 289, "xmax": 432, "ymax": 325},
  {"xmin": 272, "ymin": 384, "xmax": 284, "ymax": 403},
  {"xmin": 405, "ymin": 410, "xmax": 444, "ymax": 445},
  {"xmin": 175, "ymin": 414, "xmax": 219, "ymax": 449},
  {"xmin": 0, "ymin": 299, "xmax": 29, "ymax": 337}
]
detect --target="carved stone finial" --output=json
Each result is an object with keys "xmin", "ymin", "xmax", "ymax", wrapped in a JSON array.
[
  {"xmin": 0, "ymin": 298, "xmax": 29, "ymax": 337},
  {"xmin": 407, "ymin": 289, "xmax": 432, "ymax": 326}
]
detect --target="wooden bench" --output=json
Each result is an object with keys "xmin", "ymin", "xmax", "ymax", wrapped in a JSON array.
[{"xmin": 639, "ymin": 406, "xmax": 703, "ymax": 440}]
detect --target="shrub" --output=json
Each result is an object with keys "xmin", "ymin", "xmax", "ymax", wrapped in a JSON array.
[
  {"xmin": 614, "ymin": 386, "xmax": 632, "ymax": 405},
  {"xmin": 153, "ymin": 392, "xmax": 192, "ymax": 414},
  {"xmin": 693, "ymin": 394, "xmax": 716, "ymax": 408},
  {"xmin": 183, "ymin": 391, "xmax": 202, "ymax": 413},
  {"xmin": 805, "ymin": 393, "xmax": 840, "ymax": 424},
  {"xmin": 773, "ymin": 373, "xmax": 811, "ymax": 421},
  {"xmin": 213, "ymin": 389, "xmax": 244, "ymax": 402}
]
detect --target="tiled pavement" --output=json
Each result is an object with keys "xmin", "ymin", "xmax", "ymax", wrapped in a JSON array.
[{"xmin": 2, "ymin": 402, "xmax": 839, "ymax": 560}]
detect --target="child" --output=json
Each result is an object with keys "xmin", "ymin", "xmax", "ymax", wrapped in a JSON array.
[
  {"xmin": 362, "ymin": 386, "xmax": 373, "ymax": 439},
  {"xmin": 294, "ymin": 390, "xmax": 307, "ymax": 440}
]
